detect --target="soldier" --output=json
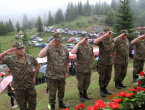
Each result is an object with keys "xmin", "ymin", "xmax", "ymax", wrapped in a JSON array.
[
  {"xmin": 0, "ymin": 42, "xmax": 39, "ymax": 110},
  {"xmin": 38, "ymin": 33, "xmax": 70, "ymax": 110},
  {"xmin": 114, "ymin": 30, "xmax": 130, "ymax": 89},
  {"xmin": 94, "ymin": 28, "xmax": 124, "ymax": 97},
  {"xmin": 71, "ymin": 33, "xmax": 94, "ymax": 102},
  {"xmin": 131, "ymin": 30, "xmax": 145, "ymax": 82}
]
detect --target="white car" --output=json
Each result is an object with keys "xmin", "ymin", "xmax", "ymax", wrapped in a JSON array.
[
  {"xmin": 34, "ymin": 37, "xmax": 43, "ymax": 42},
  {"xmin": 31, "ymin": 41, "xmax": 39, "ymax": 47},
  {"xmin": 73, "ymin": 37, "xmax": 80, "ymax": 44}
]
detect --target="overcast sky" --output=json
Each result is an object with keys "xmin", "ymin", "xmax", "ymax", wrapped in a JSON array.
[{"xmin": 0, "ymin": 0, "xmax": 111, "ymax": 22}]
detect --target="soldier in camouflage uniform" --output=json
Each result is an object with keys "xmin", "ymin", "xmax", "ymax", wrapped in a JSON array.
[
  {"xmin": 94, "ymin": 28, "xmax": 124, "ymax": 97},
  {"xmin": 131, "ymin": 30, "xmax": 145, "ymax": 82},
  {"xmin": 0, "ymin": 42, "xmax": 39, "ymax": 110},
  {"xmin": 39, "ymin": 32, "xmax": 70, "ymax": 110},
  {"xmin": 114, "ymin": 30, "xmax": 130, "ymax": 89},
  {"xmin": 71, "ymin": 33, "xmax": 94, "ymax": 102}
]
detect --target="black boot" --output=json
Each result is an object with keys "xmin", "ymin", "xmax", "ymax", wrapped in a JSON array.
[
  {"xmin": 79, "ymin": 92, "xmax": 85, "ymax": 102},
  {"xmin": 119, "ymin": 82, "xmax": 126, "ymax": 88},
  {"xmin": 115, "ymin": 82, "xmax": 121, "ymax": 89},
  {"xmin": 104, "ymin": 86, "xmax": 112, "ymax": 95},
  {"xmin": 83, "ymin": 90, "xmax": 91, "ymax": 100},
  {"xmin": 133, "ymin": 75, "xmax": 139, "ymax": 82},
  {"xmin": 100, "ymin": 87, "xmax": 105, "ymax": 97},
  {"xmin": 59, "ymin": 101, "xmax": 70, "ymax": 109},
  {"xmin": 51, "ymin": 104, "xmax": 55, "ymax": 110}
]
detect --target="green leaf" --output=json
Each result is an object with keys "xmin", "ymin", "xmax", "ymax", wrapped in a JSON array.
[
  {"xmin": 130, "ymin": 98, "xmax": 139, "ymax": 101},
  {"xmin": 129, "ymin": 102, "xmax": 134, "ymax": 109},
  {"xmin": 122, "ymin": 97, "xmax": 129, "ymax": 103}
]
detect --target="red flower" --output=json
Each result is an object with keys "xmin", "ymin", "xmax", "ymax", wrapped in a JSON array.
[
  {"xmin": 109, "ymin": 95, "xmax": 117, "ymax": 100},
  {"xmin": 137, "ymin": 87, "xmax": 143, "ymax": 91},
  {"xmin": 94, "ymin": 99, "xmax": 106, "ymax": 109},
  {"xmin": 87, "ymin": 106, "xmax": 96, "ymax": 110},
  {"xmin": 117, "ymin": 91, "xmax": 127, "ymax": 97},
  {"xmin": 140, "ymin": 71, "xmax": 144, "ymax": 76},
  {"xmin": 63, "ymin": 108, "xmax": 69, "ymax": 110},
  {"xmin": 79, "ymin": 103, "xmax": 85, "ymax": 109},
  {"xmin": 108, "ymin": 102, "xmax": 120, "ymax": 109},
  {"xmin": 134, "ymin": 87, "xmax": 137, "ymax": 90},
  {"xmin": 129, "ymin": 88, "xmax": 139, "ymax": 92},
  {"xmin": 75, "ymin": 106, "xmax": 79, "ymax": 110},
  {"xmin": 138, "ymin": 80, "xmax": 142, "ymax": 85},
  {"xmin": 113, "ymin": 98, "xmax": 122, "ymax": 103},
  {"xmin": 125, "ymin": 93, "xmax": 133, "ymax": 98}
]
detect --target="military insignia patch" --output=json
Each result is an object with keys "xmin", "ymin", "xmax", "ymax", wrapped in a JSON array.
[{"xmin": 28, "ymin": 61, "xmax": 31, "ymax": 64}]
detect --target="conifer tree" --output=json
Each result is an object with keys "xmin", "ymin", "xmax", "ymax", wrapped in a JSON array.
[
  {"xmin": 48, "ymin": 11, "xmax": 53, "ymax": 26},
  {"xmin": 37, "ymin": 16, "xmax": 43, "ymax": 34},
  {"xmin": 113, "ymin": 0, "xmax": 136, "ymax": 40},
  {"xmin": 16, "ymin": 21, "xmax": 20, "ymax": 32}
]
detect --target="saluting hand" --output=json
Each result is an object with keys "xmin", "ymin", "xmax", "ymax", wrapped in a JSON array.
[
  {"xmin": 5, "ymin": 48, "xmax": 17, "ymax": 55},
  {"xmin": 78, "ymin": 38, "xmax": 86, "ymax": 44},
  {"xmin": 139, "ymin": 34, "xmax": 145, "ymax": 38},
  {"xmin": 48, "ymin": 39, "xmax": 55, "ymax": 46}
]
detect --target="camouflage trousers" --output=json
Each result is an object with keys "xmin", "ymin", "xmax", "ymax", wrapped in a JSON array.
[
  {"xmin": 133, "ymin": 59, "xmax": 144, "ymax": 75},
  {"xmin": 114, "ymin": 63, "xmax": 128, "ymax": 82},
  {"xmin": 47, "ymin": 79, "xmax": 66, "ymax": 105},
  {"xmin": 76, "ymin": 72, "xmax": 91, "ymax": 92},
  {"xmin": 15, "ymin": 87, "xmax": 36, "ymax": 110},
  {"xmin": 98, "ymin": 64, "xmax": 112, "ymax": 88}
]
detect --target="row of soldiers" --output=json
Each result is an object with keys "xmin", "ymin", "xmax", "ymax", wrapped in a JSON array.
[{"xmin": 0, "ymin": 28, "xmax": 144, "ymax": 110}]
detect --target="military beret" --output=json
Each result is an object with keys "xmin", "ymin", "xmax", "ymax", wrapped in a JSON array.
[
  {"xmin": 81, "ymin": 33, "xmax": 89, "ymax": 39},
  {"xmin": 104, "ymin": 28, "xmax": 112, "ymax": 33},
  {"xmin": 13, "ymin": 42, "xmax": 25, "ymax": 49},
  {"xmin": 121, "ymin": 29, "xmax": 129, "ymax": 35},
  {"xmin": 53, "ymin": 32, "xmax": 62, "ymax": 41}
]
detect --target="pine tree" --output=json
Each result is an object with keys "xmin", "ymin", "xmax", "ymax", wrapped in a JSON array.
[
  {"xmin": 113, "ymin": 0, "xmax": 136, "ymax": 40},
  {"xmin": 55, "ymin": 9, "xmax": 64, "ymax": 23},
  {"xmin": 9, "ymin": 19, "xmax": 14, "ymax": 32},
  {"xmin": 16, "ymin": 21, "xmax": 20, "ymax": 32},
  {"xmin": 22, "ymin": 33, "xmax": 30, "ymax": 54},
  {"xmin": 28, "ymin": 21, "xmax": 32, "ymax": 29},
  {"xmin": 23, "ymin": 14, "xmax": 29, "ymax": 29},
  {"xmin": 111, "ymin": 0, "xmax": 118, "ymax": 11},
  {"xmin": 105, "ymin": 8, "xmax": 116, "ymax": 26},
  {"xmin": 48, "ymin": 11, "xmax": 53, "ymax": 26},
  {"xmin": 37, "ymin": 16, "xmax": 43, "ymax": 34}
]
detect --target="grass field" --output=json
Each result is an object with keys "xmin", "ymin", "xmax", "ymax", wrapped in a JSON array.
[{"xmin": 0, "ymin": 59, "xmax": 135, "ymax": 110}]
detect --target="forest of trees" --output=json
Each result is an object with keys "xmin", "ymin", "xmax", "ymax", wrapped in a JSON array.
[{"xmin": 0, "ymin": 0, "xmax": 144, "ymax": 36}]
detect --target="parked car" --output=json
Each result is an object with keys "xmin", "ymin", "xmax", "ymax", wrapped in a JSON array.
[
  {"xmin": 88, "ymin": 39, "xmax": 94, "ymax": 44},
  {"xmin": 15, "ymin": 35, "xmax": 19, "ymax": 39},
  {"xmin": 65, "ymin": 44, "xmax": 74, "ymax": 51},
  {"xmin": 28, "ymin": 41, "xmax": 31, "ymax": 46},
  {"xmin": 39, "ymin": 43, "xmax": 47, "ymax": 48},
  {"xmin": 47, "ymin": 36, "xmax": 53, "ymax": 43},
  {"xmin": 33, "ymin": 37, "xmax": 43, "ymax": 42},
  {"xmin": 31, "ymin": 41, "xmax": 39, "ymax": 47},
  {"xmin": 61, "ymin": 37, "xmax": 68, "ymax": 43},
  {"xmin": 73, "ymin": 37, "xmax": 80, "ymax": 44},
  {"xmin": 30, "ymin": 35, "xmax": 38, "ymax": 40},
  {"xmin": 67, "ymin": 37, "xmax": 75, "ymax": 43}
]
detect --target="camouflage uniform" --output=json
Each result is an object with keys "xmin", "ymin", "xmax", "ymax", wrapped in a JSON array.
[
  {"xmin": 133, "ymin": 37, "xmax": 145, "ymax": 75},
  {"xmin": 98, "ymin": 38, "xmax": 114, "ymax": 88},
  {"xmin": 114, "ymin": 38, "xmax": 130, "ymax": 82},
  {"xmin": 76, "ymin": 43, "xmax": 93, "ymax": 92},
  {"xmin": 2, "ymin": 53, "xmax": 37, "ymax": 110},
  {"xmin": 46, "ymin": 38, "xmax": 69, "ymax": 105}
]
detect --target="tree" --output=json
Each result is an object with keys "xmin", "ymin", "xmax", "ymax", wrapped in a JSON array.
[
  {"xmin": 105, "ymin": 8, "xmax": 116, "ymax": 26},
  {"xmin": 55, "ymin": 9, "xmax": 64, "ymax": 23},
  {"xmin": 113, "ymin": 0, "xmax": 136, "ymax": 41},
  {"xmin": 9, "ymin": 19, "xmax": 14, "ymax": 32},
  {"xmin": 111, "ymin": 0, "xmax": 118, "ymax": 11},
  {"xmin": 47, "ymin": 11, "xmax": 53, "ymax": 26},
  {"xmin": 16, "ymin": 21, "xmax": 20, "ymax": 32},
  {"xmin": 37, "ymin": 16, "xmax": 43, "ymax": 34},
  {"xmin": 23, "ymin": 14, "xmax": 29, "ymax": 29},
  {"xmin": 28, "ymin": 21, "xmax": 32, "ymax": 29},
  {"xmin": 22, "ymin": 33, "xmax": 30, "ymax": 54}
]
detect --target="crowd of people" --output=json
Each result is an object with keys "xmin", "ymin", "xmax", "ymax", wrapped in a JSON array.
[{"xmin": 0, "ymin": 28, "xmax": 145, "ymax": 110}]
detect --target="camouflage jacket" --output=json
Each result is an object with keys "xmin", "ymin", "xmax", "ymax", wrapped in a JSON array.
[
  {"xmin": 98, "ymin": 38, "xmax": 115, "ymax": 65},
  {"xmin": 114, "ymin": 38, "xmax": 130, "ymax": 65},
  {"xmin": 76, "ymin": 43, "xmax": 93, "ymax": 73},
  {"xmin": 134, "ymin": 38, "xmax": 145, "ymax": 60},
  {"xmin": 46, "ymin": 45, "xmax": 69, "ymax": 80},
  {"xmin": 2, "ymin": 54, "xmax": 38, "ymax": 90}
]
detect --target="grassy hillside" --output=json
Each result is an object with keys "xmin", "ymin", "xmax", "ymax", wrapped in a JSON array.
[{"xmin": 0, "ymin": 59, "xmax": 136, "ymax": 110}]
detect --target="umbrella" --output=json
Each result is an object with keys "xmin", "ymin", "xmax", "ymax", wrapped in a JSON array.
[
  {"xmin": 0, "ymin": 72, "xmax": 5, "ymax": 76},
  {"xmin": 5, "ymin": 68, "xmax": 10, "ymax": 72},
  {"xmin": 0, "ymin": 76, "xmax": 13, "ymax": 93},
  {"xmin": 39, "ymin": 65, "xmax": 47, "ymax": 74}
]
